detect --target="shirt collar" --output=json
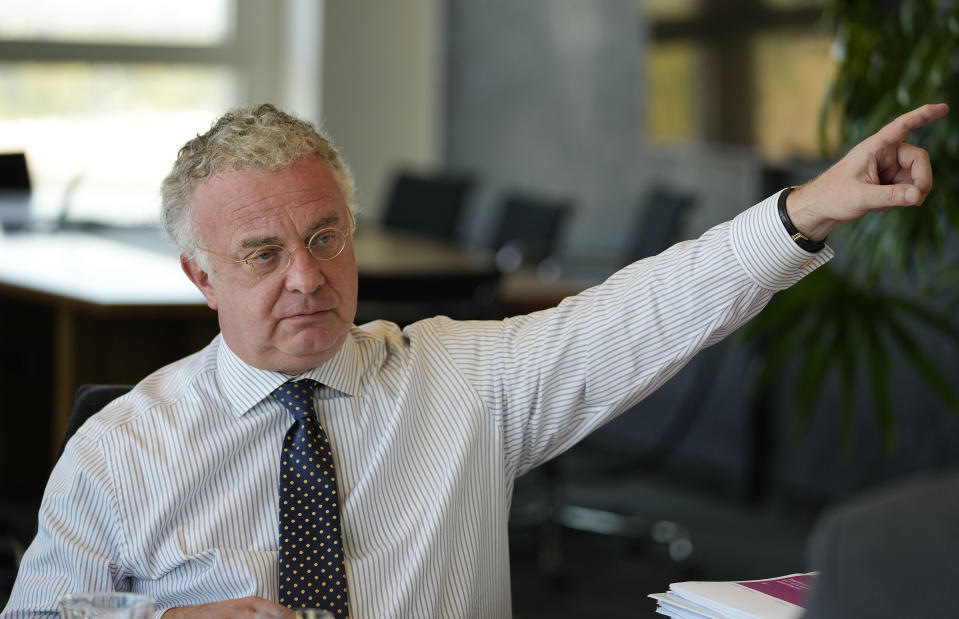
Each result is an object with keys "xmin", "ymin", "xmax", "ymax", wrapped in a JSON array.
[{"xmin": 214, "ymin": 330, "xmax": 366, "ymax": 417}]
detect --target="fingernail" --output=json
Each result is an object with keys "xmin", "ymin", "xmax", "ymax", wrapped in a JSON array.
[{"xmin": 905, "ymin": 186, "xmax": 920, "ymax": 203}]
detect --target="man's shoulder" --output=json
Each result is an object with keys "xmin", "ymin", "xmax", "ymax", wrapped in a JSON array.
[
  {"xmin": 348, "ymin": 316, "xmax": 480, "ymax": 370},
  {"xmin": 70, "ymin": 337, "xmax": 220, "ymax": 447},
  {"xmin": 352, "ymin": 318, "xmax": 403, "ymax": 341},
  {"xmin": 352, "ymin": 317, "xmax": 459, "ymax": 353},
  {"xmin": 355, "ymin": 315, "xmax": 503, "ymax": 352}
]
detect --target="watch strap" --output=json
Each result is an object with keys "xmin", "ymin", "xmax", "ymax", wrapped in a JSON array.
[{"xmin": 778, "ymin": 186, "xmax": 826, "ymax": 253}]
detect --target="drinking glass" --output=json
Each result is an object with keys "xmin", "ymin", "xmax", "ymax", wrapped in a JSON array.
[
  {"xmin": 58, "ymin": 593, "xmax": 154, "ymax": 618},
  {"xmin": 295, "ymin": 610, "xmax": 335, "ymax": 619}
]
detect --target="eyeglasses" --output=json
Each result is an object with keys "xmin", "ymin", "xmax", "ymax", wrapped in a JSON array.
[{"xmin": 201, "ymin": 226, "xmax": 352, "ymax": 277}]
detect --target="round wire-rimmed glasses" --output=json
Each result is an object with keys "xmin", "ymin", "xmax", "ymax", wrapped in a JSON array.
[{"xmin": 201, "ymin": 225, "xmax": 352, "ymax": 277}]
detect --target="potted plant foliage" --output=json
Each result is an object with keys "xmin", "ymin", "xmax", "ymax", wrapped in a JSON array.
[{"xmin": 745, "ymin": 0, "xmax": 959, "ymax": 450}]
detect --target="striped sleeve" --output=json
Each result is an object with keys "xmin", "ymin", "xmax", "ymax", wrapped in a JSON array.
[
  {"xmin": 434, "ymin": 191, "xmax": 833, "ymax": 478},
  {"xmin": 5, "ymin": 434, "xmax": 130, "ymax": 616},
  {"xmin": 730, "ymin": 189, "xmax": 832, "ymax": 288}
]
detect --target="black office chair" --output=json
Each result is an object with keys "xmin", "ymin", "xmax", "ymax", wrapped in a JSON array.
[
  {"xmin": 56, "ymin": 384, "xmax": 134, "ymax": 460},
  {"xmin": 356, "ymin": 268, "xmax": 502, "ymax": 326},
  {"xmin": 622, "ymin": 184, "xmax": 697, "ymax": 265},
  {"xmin": 490, "ymin": 192, "xmax": 572, "ymax": 273},
  {"xmin": 0, "ymin": 152, "xmax": 32, "ymax": 231},
  {"xmin": 381, "ymin": 170, "xmax": 475, "ymax": 242},
  {"xmin": 510, "ymin": 185, "xmax": 706, "ymax": 580},
  {"xmin": 363, "ymin": 172, "xmax": 497, "ymax": 325}
]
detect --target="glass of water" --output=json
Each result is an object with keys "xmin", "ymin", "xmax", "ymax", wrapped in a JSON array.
[{"xmin": 58, "ymin": 593, "xmax": 154, "ymax": 618}]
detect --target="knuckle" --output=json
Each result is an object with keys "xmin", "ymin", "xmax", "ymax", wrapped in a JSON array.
[{"xmin": 879, "ymin": 185, "xmax": 899, "ymax": 205}]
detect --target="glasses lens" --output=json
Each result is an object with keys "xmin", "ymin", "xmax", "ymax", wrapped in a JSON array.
[
  {"xmin": 308, "ymin": 228, "xmax": 346, "ymax": 260},
  {"xmin": 244, "ymin": 245, "xmax": 290, "ymax": 276}
]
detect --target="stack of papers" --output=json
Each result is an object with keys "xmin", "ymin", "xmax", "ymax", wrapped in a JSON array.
[{"xmin": 649, "ymin": 572, "xmax": 817, "ymax": 619}]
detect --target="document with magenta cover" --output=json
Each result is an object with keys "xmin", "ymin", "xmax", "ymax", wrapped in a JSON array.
[{"xmin": 648, "ymin": 572, "xmax": 816, "ymax": 619}]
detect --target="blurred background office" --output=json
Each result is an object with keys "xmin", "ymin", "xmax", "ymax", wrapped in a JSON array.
[{"xmin": 2, "ymin": 0, "xmax": 958, "ymax": 616}]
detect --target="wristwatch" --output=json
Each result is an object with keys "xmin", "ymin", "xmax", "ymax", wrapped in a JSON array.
[{"xmin": 777, "ymin": 186, "xmax": 826, "ymax": 253}]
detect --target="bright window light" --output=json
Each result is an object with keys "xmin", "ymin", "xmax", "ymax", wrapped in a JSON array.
[
  {"xmin": 0, "ymin": 63, "xmax": 237, "ymax": 226},
  {"xmin": 0, "ymin": 0, "xmax": 240, "ymax": 226},
  {"xmin": 0, "ymin": 0, "xmax": 233, "ymax": 46}
]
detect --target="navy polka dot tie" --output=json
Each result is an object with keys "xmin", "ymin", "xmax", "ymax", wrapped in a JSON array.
[{"xmin": 273, "ymin": 380, "xmax": 350, "ymax": 617}]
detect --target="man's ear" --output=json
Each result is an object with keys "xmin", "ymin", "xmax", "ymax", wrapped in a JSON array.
[{"xmin": 181, "ymin": 255, "xmax": 219, "ymax": 310}]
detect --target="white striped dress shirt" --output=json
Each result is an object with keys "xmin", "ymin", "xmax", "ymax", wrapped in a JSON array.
[{"xmin": 3, "ymin": 191, "xmax": 831, "ymax": 618}]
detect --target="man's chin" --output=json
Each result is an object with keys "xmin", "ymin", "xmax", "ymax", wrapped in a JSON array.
[{"xmin": 274, "ymin": 331, "xmax": 348, "ymax": 373}]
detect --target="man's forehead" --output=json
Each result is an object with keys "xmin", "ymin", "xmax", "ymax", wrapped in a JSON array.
[
  {"xmin": 196, "ymin": 156, "xmax": 339, "ymax": 201},
  {"xmin": 229, "ymin": 198, "xmax": 346, "ymax": 235},
  {"xmin": 202, "ymin": 156, "xmax": 335, "ymax": 190},
  {"xmin": 233, "ymin": 213, "xmax": 347, "ymax": 249},
  {"xmin": 191, "ymin": 159, "xmax": 349, "ymax": 243}
]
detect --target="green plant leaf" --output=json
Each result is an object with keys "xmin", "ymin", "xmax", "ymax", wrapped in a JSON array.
[
  {"xmin": 792, "ymin": 337, "xmax": 835, "ymax": 435},
  {"xmin": 863, "ymin": 320, "xmax": 896, "ymax": 451},
  {"xmin": 884, "ymin": 314, "xmax": 959, "ymax": 413},
  {"xmin": 754, "ymin": 0, "xmax": 959, "ymax": 454}
]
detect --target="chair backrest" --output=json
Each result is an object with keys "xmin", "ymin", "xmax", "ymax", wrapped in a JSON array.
[
  {"xmin": 491, "ymin": 192, "xmax": 572, "ymax": 264},
  {"xmin": 382, "ymin": 170, "xmax": 474, "ymax": 242},
  {"xmin": 0, "ymin": 152, "xmax": 32, "ymax": 231},
  {"xmin": 624, "ymin": 185, "xmax": 697, "ymax": 264},
  {"xmin": 0, "ymin": 153, "xmax": 30, "ymax": 192},
  {"xmin": 57, "ymin": 384, "xmax": 133, "ymax": 459},
  {"xmin": 803, "ymin": 469, "xmax": 959, "ymax": 618}
]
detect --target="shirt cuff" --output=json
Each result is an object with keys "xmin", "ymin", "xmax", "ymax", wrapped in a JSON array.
[{"xmin": 730, "ymin": 188, "xmax": 834, "ymax": 291}]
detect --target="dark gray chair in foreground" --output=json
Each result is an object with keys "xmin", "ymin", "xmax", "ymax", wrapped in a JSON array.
[{"xmin": 803, "ymin": 469, "xmax": 959, "ymax": 619}]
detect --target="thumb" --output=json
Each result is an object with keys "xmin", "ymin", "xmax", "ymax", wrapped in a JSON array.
[{"xmin": 857, "ymin": 182, "xmax": 924, "ymax": 212}]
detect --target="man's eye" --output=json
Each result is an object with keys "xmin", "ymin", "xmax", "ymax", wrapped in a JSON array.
[
  {"xmin": 313, "ymin": 231, "xmax": 336, "ymax": 245},
  {"xmin": 248, "ymin": 247, "xmax": 282, "ymax": 263}
]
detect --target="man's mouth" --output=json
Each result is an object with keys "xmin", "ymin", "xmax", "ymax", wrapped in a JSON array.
[{"xmin": 283, "ymin": 307, "xmax": 331, "ymax": 320}]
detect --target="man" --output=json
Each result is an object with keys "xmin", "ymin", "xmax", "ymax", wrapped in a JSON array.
[{"xmin": 2, "ymin": 102, "xmax": 948, "ymax": 617}]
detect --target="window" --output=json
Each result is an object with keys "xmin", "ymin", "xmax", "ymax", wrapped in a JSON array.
[
  {"xmin": 643, "ymin": 0, "xmax": 838, "ymax": 162},
  {"xmin": 753, "ymin": 30, "xmax": 838, "ymax": 161},
  {"xmin": 645, "ymin": 41, "xmax": 701, "ymax": 143},
  {"xmin": 0, "ymin": 0, "xmax": 256, "ymax": 226},
  {"xmin": 0, "ymin": 0, "xmax": 233, "ymax": 45},
  {"xmin": 0, "ymin": 62, "xmax": 237, "ymax": 224}
]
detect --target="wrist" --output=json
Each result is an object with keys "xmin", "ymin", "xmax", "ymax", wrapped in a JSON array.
[{"xmin": 782, "ymin": 185, "xmax": 834, "ymax": 245}]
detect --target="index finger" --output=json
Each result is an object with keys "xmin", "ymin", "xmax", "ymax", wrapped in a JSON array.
[{"xmin": 875, "ymin": 103, "xmax": 949, "ymax": 147}]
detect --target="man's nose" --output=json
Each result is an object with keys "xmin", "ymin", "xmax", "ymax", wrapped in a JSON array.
[{"xmin": 283, "ymin": 246, "xmax": 326, "ymax": 293}]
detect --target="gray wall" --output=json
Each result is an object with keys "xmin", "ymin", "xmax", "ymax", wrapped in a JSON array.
[
  {"xmin": 445, "ymin": 0, "xmax": 647, "ymax": 256},
  {"xmin": 324, "ymin": 1, "xmax": 959, "ymax": 503},
  {"xmin": 322, "ymin": 0, "xmax": 445, "ymax": 222}
]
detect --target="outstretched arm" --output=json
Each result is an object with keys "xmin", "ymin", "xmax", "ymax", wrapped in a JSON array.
[{"xmin": 785, "ymin": 102, "xmax": 949, "ymax": 241}]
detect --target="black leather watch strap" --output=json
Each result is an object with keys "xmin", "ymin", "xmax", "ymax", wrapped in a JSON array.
[{"xmin": 778, "ymin": 186, "xmax": 826, "ymax": 253}]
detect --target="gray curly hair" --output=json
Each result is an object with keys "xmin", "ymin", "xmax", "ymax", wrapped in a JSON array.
[{"xmin": 160, "ymin": 103, "xmax": 355, "ymax": 272}]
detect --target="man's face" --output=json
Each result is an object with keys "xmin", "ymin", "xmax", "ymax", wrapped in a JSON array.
[{"xmin": 182, "ymin": 155, "xmax": 358, "ymax": 374}]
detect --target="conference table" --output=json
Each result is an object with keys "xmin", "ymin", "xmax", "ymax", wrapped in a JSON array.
[{"xmin": 0, "ymin": 226, "xmax": 499, "ymax": 493}]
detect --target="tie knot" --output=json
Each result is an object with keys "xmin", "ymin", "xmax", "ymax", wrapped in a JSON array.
[{"xmin": 271, "ymin": 379, "xmax": 318, "ymax": 422}]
